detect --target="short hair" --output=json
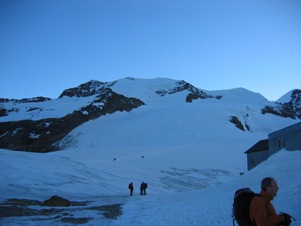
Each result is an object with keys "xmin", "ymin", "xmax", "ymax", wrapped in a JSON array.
[{"xmin": 261, "ymin": 177, "xmax": 275, "ymax": 190}]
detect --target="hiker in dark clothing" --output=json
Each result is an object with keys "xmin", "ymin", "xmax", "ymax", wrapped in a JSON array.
[
  {"xmin": 128, "ymin": 182, "xmax": 134, "ymax": 196},
  {"xmin": 140, "ymin": 182, "xmax": 147, "ymax": 195},
  {"xmin": 143, "ymin": 182, "xmax": 147, "ymax": 195},
  {"xmin": 140, "ymin": 182, "xmax": 143, "ymax": 195}
]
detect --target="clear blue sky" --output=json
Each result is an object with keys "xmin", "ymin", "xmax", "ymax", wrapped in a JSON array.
[{"xmin": 0, "ymin": 0, "xmax": 300, "ymax": 101}]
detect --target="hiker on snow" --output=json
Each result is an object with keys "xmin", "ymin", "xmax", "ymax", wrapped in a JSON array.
[
  {"xmin": 140, "ymin": 182, "xmax": 147, "ymax": 195},
  {"xmin": 128, "ymin": 182, "xmax": 134, "ymax": 196},
  {"xmin": 249, "ymin": 177, "xmax": 292, "ymax": 226}
]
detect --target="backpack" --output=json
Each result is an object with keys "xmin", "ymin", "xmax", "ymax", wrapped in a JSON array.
[{"xmin": 232, "ymin": 188, "xmax": 260, "ymax": 226}]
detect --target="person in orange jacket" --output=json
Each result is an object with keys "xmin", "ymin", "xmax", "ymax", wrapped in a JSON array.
[{"xmin": 249, "ymin": 177, "xmax": 291, "ymax": 226}]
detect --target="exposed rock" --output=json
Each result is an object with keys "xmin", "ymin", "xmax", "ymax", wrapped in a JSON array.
[
  {"xmin": 155, "ymin": 80, "xmax": 222, "ymax": 102},
  {"xmin": 19, "ymin": 97, "xmax": 51, "ymax": 103},
  {"xmin": 0, "ymin": 97, "xmax": 51, "ymax": 104},
  {"xmin": 4, "ymin": 198, "xmax": 42, "ymax": 206},
  {"xmin": 88, "ymin": 204, "xmax": 122, "ymax": 219},
  {"xmin": 59, "ymin": 80, "xmax": 107, "ymax": 98},
  {"xmin": 230, "ymin": 116, "xmax": 245, "ymax": 131},
  {"xmin": 42, "ymin": 195, "xmax": 71, "ymax": 207},
  {"xmin": 0, "ymin": 108, "xmax": 7, "ymax": 117},
  {"xmin": 262, "ymin": 89, "xmax": 301, "ymax": 119},
  {"xmin": 0, "ymin": 89, "xmax": 144, "ymax": 152},
  {"xmin": 0, "ymin": 97, "xmax": 50, "ymax": 117},
  {"xmin": 0, "ymin": 197, "xmax": 122, "ymax": 224},
  {"xmin": 60, "ymin": 217, "xmax": 92, "ymax": 224}
]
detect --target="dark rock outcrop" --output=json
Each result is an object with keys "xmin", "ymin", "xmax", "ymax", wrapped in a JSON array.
[
  {"xmin": 230, "ymin": 116, "xmax": 245, "ymax": 131},
  {"xmin": 261, "ymin": 89, "xmax": 301, "ymax": 119},
  {"xmin": 0, "ymin": 97, "xmax": 51, "ymax": 117},
  {"xmin": 0, "ymin": 89, "xmax": 144, "ymax": 152},
  {"xmin": 59, "ymin": 80, "xmax": 106, "ymax": 98},
  {"xmin": 155, "ymin": 80, "xmax": 222, "ymax": 102},
  {"xmin": 42, "ymin": 195, "xmax": 71, "ymax": 207},
  {"xmin": 0, "ymin": 97, "xmax": 51, "ymax": 104},
  {"xmin": 0, "ymin": 198, "xmax": 122, "ymax": 223}
]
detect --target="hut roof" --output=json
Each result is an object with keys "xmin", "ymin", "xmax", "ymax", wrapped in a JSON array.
[{"xmin": 245, "ymin": 139, "xmax": 269, "ymax": 154}]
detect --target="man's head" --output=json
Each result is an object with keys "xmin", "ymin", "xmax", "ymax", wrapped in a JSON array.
[{"xmin": 261, "ymin": 177, "xmax": 279, "ymax": 197}]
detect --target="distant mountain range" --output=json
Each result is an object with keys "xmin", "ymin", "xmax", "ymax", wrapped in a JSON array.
[{"xmin": 0, "ymin": 78, "xmax": 300, "ymax": 152}]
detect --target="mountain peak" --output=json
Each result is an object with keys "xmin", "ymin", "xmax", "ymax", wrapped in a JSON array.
[
  {"xmin": 277, "ymin": 89, "xmax": 301, "ymax": 104},
  {"xmin": 262, "ymin": 89, "xmax": 301, "ymax": 119}
]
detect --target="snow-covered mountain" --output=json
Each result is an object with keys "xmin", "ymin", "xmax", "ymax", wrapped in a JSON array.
[
  {"xmin": 0, "ymin": 77, "xmax": 300, "ymax": 225},
  {"xmin": 0, "ymin": 78, "xmax": 300, "ymax": 153}
]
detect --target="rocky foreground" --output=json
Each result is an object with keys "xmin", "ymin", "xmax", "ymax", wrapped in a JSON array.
[{"xmin": 0, "ymin": 196, "xmax": 122, "ymax": 225}]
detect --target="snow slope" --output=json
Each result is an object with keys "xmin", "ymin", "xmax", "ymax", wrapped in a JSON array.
[
  {"xmin": 0, "ymin": 95, "xmax": 97, "ymax": 122},
  {"xmin": 0, "ymin": 149, "xmax": 300, "ymax": 226},
  {"xmin": 111, "ymin": 150, "xmax": 301, "ymax": 226}
]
